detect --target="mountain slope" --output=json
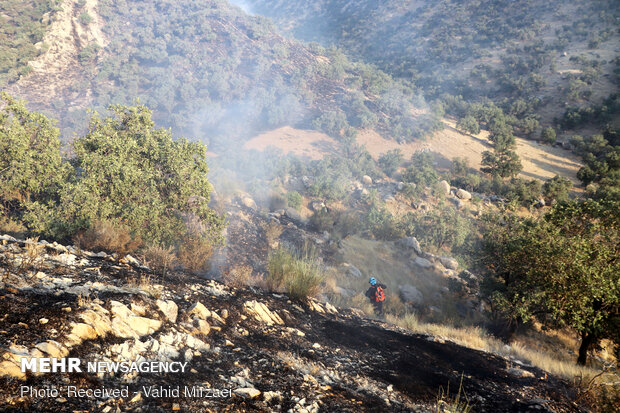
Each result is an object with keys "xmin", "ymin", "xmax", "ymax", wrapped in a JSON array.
[
  {"xmin": 241, "ymin": 0, "xmax": 620, "ymax": 130},
  {"xmin": 4, "ymin": 0, "xmax": 440, "ymax": 147},
  {"xmin": 0, "ymin": 235, "xmax": 580, "ymax": 412}
]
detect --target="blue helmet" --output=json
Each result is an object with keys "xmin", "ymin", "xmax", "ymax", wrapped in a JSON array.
[{"xmin": 369, "ymin": 277, "xmax": 377, "ymax": 286}]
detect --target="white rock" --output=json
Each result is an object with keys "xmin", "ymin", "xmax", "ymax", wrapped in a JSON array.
[
  {"xmin": 439, "ymin": 180, "xmax": 451, "ymax": 195},
  {"xmin": 362, "ymin": 175, "xmax": 373, "ymax": 185},
  {"xmin": 456, "ymin": 188, "xmax": 472, "ymax": 200},
  {"xmin": 413, "ymin": 256, "xmax": 432, "ymax": 268},
  {"xmin": 188, "ymin": 302, "xmax": 211, "ymax": 320},
  {"xmin": 234, "ymin": 387, "xmax": 261, "ymax": 399},
  {"xmin": 156, "ymin": 300, "xmax": 178, "ymax": 323},
  {"xmin": 35, "ymin": 340, "xmax": 69, "ymax": 358},
  {"xmin": 439, "ymin": 257, "xmax": 459, "ymax": 270}
]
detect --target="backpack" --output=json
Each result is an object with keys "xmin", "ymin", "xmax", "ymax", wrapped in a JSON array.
[{"xmin": 375, "ymin": 286, "xmax": 385, "ymax": 302}]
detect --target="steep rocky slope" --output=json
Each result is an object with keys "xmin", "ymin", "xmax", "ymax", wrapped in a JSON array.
[{"xmin": 0, "ymin": 236, "xmax": 582, "ymax": 412}]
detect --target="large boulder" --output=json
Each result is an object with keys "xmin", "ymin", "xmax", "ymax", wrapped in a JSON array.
[
  {"xmin": 397, "ymin": 237, "xmax": 423, "ymax": 256},
  {"xmin": 399, "ymin": 285, "xmax": 424, "ymax": 307},
  {"xmin": 439, "ymin": 256, "xmax": 459, "ymax": 271},
  {"xmin": 341, "ymin": 263, "xmax": 362, "ymax": 278},
  {"xmin": 413, "ymin": 256, "xmax": 432, "ymax": 268},
  {"xmin": 362, "ymin": 175, "xmax": 373, "ymax": 185},
  {"xmin": 439, "ymin": 180, "xmax": 451, "ymax": 196},
  {"xmin": 241, "ymin": 196, "xmax": 257, "ymax": 210},
  {"xmin": 455, "ymin": 189, "xmax": 472, "ymax": 200}
]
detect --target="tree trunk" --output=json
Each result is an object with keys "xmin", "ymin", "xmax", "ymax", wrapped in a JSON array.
[{"xmin": 577, "ymin": 331, "xmax": 595, "ymax": 365}]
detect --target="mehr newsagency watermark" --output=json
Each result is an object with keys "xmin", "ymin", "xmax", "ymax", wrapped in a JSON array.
[{"xmin": 19, "ymin": 357, "xmax": 232, "ymax": 399}]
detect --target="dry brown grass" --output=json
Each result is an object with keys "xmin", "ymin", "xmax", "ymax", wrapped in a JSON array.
[
  {"xmin": 222, "ymin": 264, "xmax": 255, "ymax": 288},
  {"xmin": 74, "ymin": 220, "xmax": 142, "ymax": 256},
  {"xmin": 142, "ymin": 244, "xmax": 176, "ymax": 276},
  {"xmin": 261, "ymin": 221, "xmax": 283, "ymax": 249},
  {"xmin": 177, "ymin": 236, "xmax": 213, "ymax": 274}
]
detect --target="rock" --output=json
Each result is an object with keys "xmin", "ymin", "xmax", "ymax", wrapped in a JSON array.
[
  {"xmin": 397, "ymin": 237, "xmax": 423, "ymax": 256},
  {"xmin": 455, "ymin": 188, "xmax": 472, "ymax": 200},
  {"xmin": 397, "ymin": 182, "xmax": 404, "ymax": 191},
  {"xmin": 399, "ymin": 285, "xmax": 424, "ymax": 306},
  {"xmin": 341, "ymin": 263, "xmax": 362, "ymax": 278},
  {"xmin": 243, "ymin": 300, "xmax": 283, "ymax": 325},
  {"xmin": 534, "ymin": 198, "xmax": 546, "ymax": 208},
  {"xmin": 439, "ymin": 180, "xmax": 451, "ymax": 196},
  {"xmin": 156, "ymin": 300, "xmax": 178, "ymax": 323},
  {"xmin": 285, "ymin": 207, "xmax": 305, "ymax": 225},
  {"xmin": 67, "ymin": 322, "xmax": 97, "ymax": 343},
  {"xmin": 39, "ymin": 318, "xmax": 49, "ymax": 324},
  {"xmin": 263, "ymin": 391, "xmax": 281, "ymax": 402},
  {"xmin": 362, "ymin": 175, "xmax": 373, "ymax": 185},
  {"xmin": 188, "ymin": 302, "xmax": 211, "ymax": 320},
  {"xmin": 301, "ymin": 175, "xmax": 313, "ymax": 188},
  {"xmin": 413, "ymin": 256, "xmax": 432, "ymax": 268},
  {"xmin": 121, "ymin": 254, "xmax": 140, "ymax": 266},
  {"xmin": 448, "ymin": 197, "xmax": 464, "ymax": 209},
  {"xmin": 309, "ymin": 200, "xmax": 326, "ymax": 211},
  {"xmin": 35, "ymin": 340, "xmax": 69, "ymax": 358},
  {"xmin": 241, "ymin": 197, "xmax": 257, "ymax": 210},
  {"xmin": 234, "ymin": 387, "xmax": 261, "ymax": 399},
  {"xmin": 194, "ymin": 319, "xmax": 211, "ymax": 335},
  {"xmin": 439, "ymin": 257, "xmax": 459, "ymax": 271}
]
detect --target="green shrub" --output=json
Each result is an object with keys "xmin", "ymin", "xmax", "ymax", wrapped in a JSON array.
[
  {"xmin": 378, "ymin": 149, "xmax": 403, "ymax": 177},
  {"xmin": 267, "ymin": 247, "xmax": 324, "ymax": 300},
  {"xmin": 543, "ymin": 175, "xmax": 572, "ymax": 203},
  {"xmin": 310, "ymin": 209, "xmax": 335, "ymax": 232},
  {"xmin": 402, "ymin": 151, "xmax": 438, "ymax": 187},
  {"xmin": 286, "ymin": 191, "xmax": 303, "ymax": 210},
  {"xmin": 0, "ymin": 94, "xmax": 68, "ymax": 230},
  {"xmin": 540, "ymin": 127, "xmax": 556, "ymax": 144},
  {"xmin": 55, "ymin": 103, "xmax": 225, "ymax": 245}
]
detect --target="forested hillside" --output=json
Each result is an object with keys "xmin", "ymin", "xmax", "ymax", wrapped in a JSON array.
[
  {"xmin": 4, "ymin": 0, "xmax": 442, "ymax": 149},
  {"xmin": 242, "ymin": 0, "xmax": 620, "ymax": 133}
]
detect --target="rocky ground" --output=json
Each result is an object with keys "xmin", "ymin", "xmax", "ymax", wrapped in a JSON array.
[{"xmin": 0, "ymin": 235, "xmax": 584, "ymax": 412}]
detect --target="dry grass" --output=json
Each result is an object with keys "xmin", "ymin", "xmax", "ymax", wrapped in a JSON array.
[
  {"xmin": 267, "ymin": 246, "xmax": 324, "ymax": 300},
  {"xmin": 177, "ymin": 236, "xmax": 213, "ymax": 274},
  {"xmin": 0, "ymin": 214, "xmax": 27, "ymax": 238},
  {"xmin": 142, "ymin": 244, "xmax": 176, "ymax": 276},
  {"xmin": 74, "ymin": 220, "xmax": 142, "ymax": 256},
  {"xmin": 385, "ymin": 312, "xmax": 619, "ymax": 389},
  {"xmin": 261, "ymin": 221, "xmax": 283, "ymax": 249},
  {"xmin": 222, "ymin": 264, "xmax": 256, "ymax": 288}
]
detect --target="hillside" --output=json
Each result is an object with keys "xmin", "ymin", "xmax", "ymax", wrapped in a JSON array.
[
  {"xmin": 0, "ymin": 236, "xmax": 581, "ymax": 412},
  {"xmin": 240, "ymin": 0, "xmax": 620, "ymax": 132},
  {"xmin": 3, "ymin": 0, "xmax": 441, "ymax": 148}
]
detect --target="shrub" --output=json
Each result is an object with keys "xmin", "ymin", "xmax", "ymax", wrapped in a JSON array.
[
  {"xmin": 56, "ymin": 104, "xmax": 225, "ymax": 245},
  {"xmin": 269, "ymin": 192, "xmax": 287, "ymax": 211},
  {"xmin": 540, "ymin": 127, "xmax": 557, "ymax": 144},
  {"xmin": 143, "ymin": 244, "xmax": 176, "ymax": 276},
  {"xmin": 0, "ymin": 94, "xmax": 67, "ymax": 231},
  {"xmin": 310, "ymin": 209, "xmax": 335, "ymax": 232},
  {"xmin": 543, "ymin": 175, "xmax": 572, "ymax": 203},
  {"xmin": 222, "ymin": 264, "xmax": 255, "ymax": 288},
  {"xmin": 73, "ymin": 220, "xmax": 142, "ymax": 256},
  {"xmin": 402, "ymin": 151, "xmax": 439, "ymax": 187},
  {"xmin": 177, "ymin": 236, "xmax": 213, "ymax": 274},
  {"xmin": 378, "ymin": 149, "xmax": 403, "ymax": 177},
  {"xmin": 286, "ymin": 191, "xmax": 303, "ymax": 210},
  {"xmin": 266, "ymin": 246, "xmax": 324, "ymax": 300}
]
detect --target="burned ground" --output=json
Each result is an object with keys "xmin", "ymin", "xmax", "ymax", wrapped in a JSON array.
[{"xmin": 0, "ymin": 237, "xmax": 582, "ymax": 412}]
